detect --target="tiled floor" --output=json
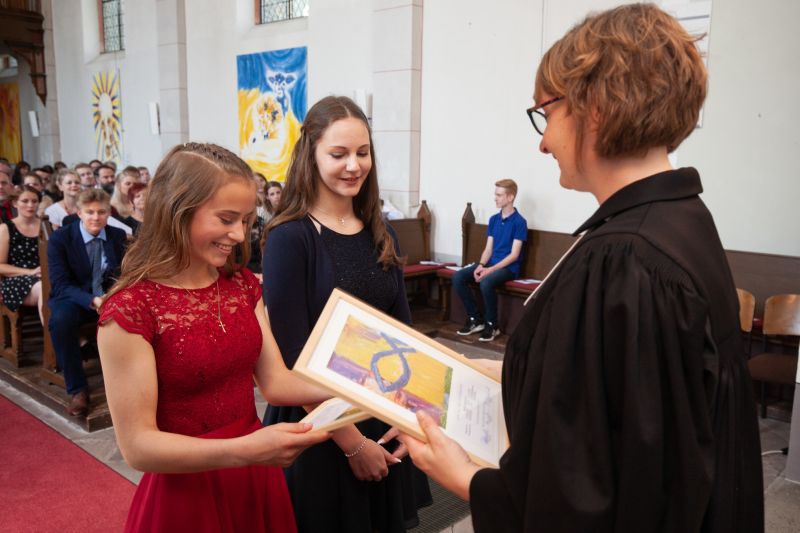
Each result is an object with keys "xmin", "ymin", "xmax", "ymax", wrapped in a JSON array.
[{"xmin": 2, "ymin": 334, "xmax": 799, "ymax": 532}]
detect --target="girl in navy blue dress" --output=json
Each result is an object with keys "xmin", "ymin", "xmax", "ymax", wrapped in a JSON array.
[{"xmin": 262, "ymin": 96, "xmax": 431, "ymax": 533}]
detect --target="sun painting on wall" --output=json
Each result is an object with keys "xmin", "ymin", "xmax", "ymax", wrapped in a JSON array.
[
  {"xmin": 0, "ymin": 83, "xmax": 22, "ymax": 162},
  {"xmin": 237, "ymin": 47, "xmax": 307, "ymax": 182},
  {"xmin": 91, "ymin": 70, "xmax": 123, "ymax": 165}
]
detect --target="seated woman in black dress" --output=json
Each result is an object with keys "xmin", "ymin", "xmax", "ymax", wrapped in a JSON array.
[
  {"xmin": 399, "ymin": 5, "xmax": 763, "ymax": 533},
  {"xmin": 261, "ymin": 95, "xmax": 431, "ymax": 532},
  {"xmin": 0, "ymin": 186, "xmax": 43, "ymax": 324}
]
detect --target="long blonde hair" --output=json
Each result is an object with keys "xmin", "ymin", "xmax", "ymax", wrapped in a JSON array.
[{"xmin": 105, "ymin": 143, "xmax": 255, "ymax": 302}]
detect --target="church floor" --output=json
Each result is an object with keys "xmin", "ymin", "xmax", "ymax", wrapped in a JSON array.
[{"xmin": 1, "ymin": 332, "xmax": 798, "ymax": 532}]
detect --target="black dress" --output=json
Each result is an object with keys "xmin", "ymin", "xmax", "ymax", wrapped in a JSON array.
[
  {"xmin": 262, "ymin": 216, "xmax": 431, "ymax": 533},
  {"xmin": 1, "ymin": 221, "xmax": 40, "ymax": 311},
  {"xmin": 469, "ymin": 168, "xmax": 763, "ymax": 532}
]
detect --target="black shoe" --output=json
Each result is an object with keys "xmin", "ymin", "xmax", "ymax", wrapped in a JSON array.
[
  {"xmin": 457, "ymin": 317, "xmax": 485, "ymax": 336},
  {"xmin": 479, "ymin": 322, "xmax": 500, "ymax": 342}
]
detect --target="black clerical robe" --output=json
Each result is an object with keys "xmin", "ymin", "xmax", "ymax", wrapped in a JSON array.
[{"xmin": 470, "ymin": 168, "xmax": 763, "ymax": 532}]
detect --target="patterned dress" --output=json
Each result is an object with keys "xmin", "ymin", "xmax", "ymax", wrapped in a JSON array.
[{"xmin": 1, "ymin": 221, "xmax": 40, "ymax": 311}]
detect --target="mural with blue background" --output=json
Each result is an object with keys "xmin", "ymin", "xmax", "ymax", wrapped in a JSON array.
[{"xmin": 236, "ymin": 46, "xmax": 307, "ymax": 181}]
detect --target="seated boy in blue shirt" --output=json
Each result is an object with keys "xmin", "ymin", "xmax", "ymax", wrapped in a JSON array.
[{"xmin": 453, "ymin": 179, "xmax": 527, "ymax": 341}]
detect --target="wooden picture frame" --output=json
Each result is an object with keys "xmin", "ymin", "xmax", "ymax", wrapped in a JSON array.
[
  {"xmin": 295, "ymin": 289, "xmax": 508, "ymax": 467},
  {"xmin": 300, "ymin": 398, "xmax": 371, "ymax": 432}
]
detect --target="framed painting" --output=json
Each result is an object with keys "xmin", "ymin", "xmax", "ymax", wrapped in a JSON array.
[{"xmin": 295, "ymin": 289, "xmax": 508, "ymax": 467}]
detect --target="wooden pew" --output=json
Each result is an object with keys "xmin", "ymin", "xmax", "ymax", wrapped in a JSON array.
[
  {"xmin": 388, "ymin": 200, "xmax": 451, "ymax": 305},
  {"xmin": 437, "ymin": 203, "xmax": 577, "ymax": 331},
  {"xmin": 38, "ymin": 225, "xmax": 60, "ymax": 384}
]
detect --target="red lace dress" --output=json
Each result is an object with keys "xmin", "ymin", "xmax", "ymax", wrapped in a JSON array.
[{"xmin": 99, "ymin": 268, "xmax": 297, "ymax": 533}]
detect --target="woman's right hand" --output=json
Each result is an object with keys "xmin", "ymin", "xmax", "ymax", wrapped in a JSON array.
[
  {"xmin": 29, "ymin": 266, "xmax": 41, "ymax": 276},
  {"xmin": 242, "ymin": 423, "xmax": 331, "ymax": 468},
  {"xmin": 346, "ymin": 438, "xmax": 398, "ymax": 481}
]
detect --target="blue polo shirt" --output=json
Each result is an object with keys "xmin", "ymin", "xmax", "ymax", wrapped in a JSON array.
[{"xmin": 487, "ymin": 208, "xmax": 527, "ymax": 276}]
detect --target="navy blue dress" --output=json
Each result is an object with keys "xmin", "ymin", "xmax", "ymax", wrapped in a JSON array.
[{"xmin": 262, "ymin": 216, "xmax": 431, "ymax": 533}]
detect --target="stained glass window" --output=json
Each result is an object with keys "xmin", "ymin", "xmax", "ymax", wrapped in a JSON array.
[
  {"xmin": 258, "ymin": 0, "xmax": 309, "ymax": 25},
  {"xmin": 100, "ymin": 0, "xmax": 125, "ymax": 53}
]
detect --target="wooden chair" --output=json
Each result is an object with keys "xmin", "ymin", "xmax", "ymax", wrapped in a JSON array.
[
  {"xmin": 0, "ymin": 303, "xmax": 40, "ymax": 367},
  {"xmin": 736, "ymin": 288, "xmax": 756, "ymax": 333},
  {"xmin": 747, "ymin": 294, "xmax": 800, "ymax": 418},
  {"xmin": 736, "ymin": 288, "xmax": 756, "ymax": 352}
]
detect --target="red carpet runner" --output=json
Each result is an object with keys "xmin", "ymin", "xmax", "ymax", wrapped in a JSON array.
[{"xmin": 0, "ymin": 394, "xmax": 135, "ymax": 532}]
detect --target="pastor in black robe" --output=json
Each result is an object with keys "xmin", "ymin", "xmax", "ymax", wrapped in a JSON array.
[{"xmin": 469, "ymin": 168, "xmax": 763, "ymax": 532}]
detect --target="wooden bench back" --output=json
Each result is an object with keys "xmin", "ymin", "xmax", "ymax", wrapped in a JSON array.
[
  {"xmin": 387, "ymin": 200, "xmax": 433, "ymax": 264},
  {"xmin": 389, "ymin": 218, "xmax": 428, "ymax": 264}
]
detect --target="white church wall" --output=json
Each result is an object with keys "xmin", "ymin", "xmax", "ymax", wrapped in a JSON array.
[
  {"xmin": 185, "ymin": 0, "xmax": 374, "ymax": 155},
  {"xmin": 420, "ymin": 0, "xmax": 800, "ymax": 260},
  {"xmin": 52, "ymin": 0, "xmax": 163, "ymax": 169}
]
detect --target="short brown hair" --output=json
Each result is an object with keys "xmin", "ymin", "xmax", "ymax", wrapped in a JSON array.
[
  {"xmin": 77, "ymin": 188, "xmax": 111, "ymax": 208},
  {"xmin": 495, "ymin": 178, "xmax": 518, "ymax": 198},
  {"xmin": 535, "ymin": 3, "xmax": 707, "ymax": 157}
]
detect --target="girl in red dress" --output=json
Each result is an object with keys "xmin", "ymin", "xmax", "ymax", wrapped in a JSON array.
[{"xmin": 98, "ymin": 142, "xmax": 332, "ymax": 533}]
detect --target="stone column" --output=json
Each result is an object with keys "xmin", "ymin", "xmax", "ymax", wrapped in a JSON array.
[
  {"xmin": 38, "ymin": 0, "xmax": 61, "ymax": 163},
  {"xmin": 156, "ymin": 0, "xmax": 189, "ymax": 151},
  {"xmin": 371, "ymin": 0, "xmax": 423, "ymax": 215}
]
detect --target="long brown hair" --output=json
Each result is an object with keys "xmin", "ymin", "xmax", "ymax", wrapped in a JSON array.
[
  {"xmin": 105, "ymin": 143, "xmax": 255, "ymax": 302},
  {"xmin": 264, "ymin": 95, "xmax": 400, "ymax": 269}
]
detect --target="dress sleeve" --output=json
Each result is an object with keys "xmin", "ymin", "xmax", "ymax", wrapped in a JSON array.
[
  {"xmin": 470, "ymin": 236, "xmax": 716, "ymax": 532},
  {"xmin": 236, "ymin": 267, "xmax": 263, "ymax": 309},
  {"xmin": 99, "ymin": 287, "xmax": 157, "ymax": 343},
  {"xmin": 262, "ymin": 222, "xmax": 312, "ymax": 368}
]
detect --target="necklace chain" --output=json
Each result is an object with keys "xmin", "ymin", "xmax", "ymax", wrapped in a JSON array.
[
  {"xmin": 172, "ymin": 278, "xmax": 227, "ymax": 333},
  {"xmin": 312, "ymin": 206, "xmax": 352, "ymax": 226}
]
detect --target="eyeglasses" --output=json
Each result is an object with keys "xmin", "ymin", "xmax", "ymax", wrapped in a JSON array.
[{"xmin": 526, "ymin": 96, "xmax": 564, "ymax": 136}]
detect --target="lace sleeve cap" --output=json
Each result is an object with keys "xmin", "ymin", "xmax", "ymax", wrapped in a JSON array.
[
  {"xmin": 237, "ymin": 267, "xmax": 263, "ymax": 309},
  {"xmin": 99, "ymin": 286, "xmax": 156, "ymax": 343}
]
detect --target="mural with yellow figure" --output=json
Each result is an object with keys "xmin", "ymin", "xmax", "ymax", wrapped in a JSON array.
[
  {"xmin": 0, "ymin": 83, "xmax": 22, "ymax": 162},
  {"xmin": 90, "ymin": 70, "xmax": 123, "ymax": 166},
  {"xmin": 328, "ymin": 316, "xmax": 453, "ymax": 426},
  {"xmin": 236, "ymin": 47, "xmax": 307, "ymax": 181}
]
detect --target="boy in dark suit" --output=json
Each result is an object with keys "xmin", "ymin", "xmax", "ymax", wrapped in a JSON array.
[{"xmin": 48, "ymin": 189, "xmax": 127, "ymax": 416}]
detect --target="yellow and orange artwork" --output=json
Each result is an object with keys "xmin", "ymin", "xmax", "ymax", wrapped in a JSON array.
[
  {"xmin": 91, "ymin": 70, "xmax": 123, "ymax": 165},
  {"xmin": 0, "ymin": 83, "xmax": 22, "ymax": 162}
]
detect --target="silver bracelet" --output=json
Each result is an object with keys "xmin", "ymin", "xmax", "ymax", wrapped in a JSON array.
[{"xmin": 344, "ymin": 436, "xmax": 369, "ymax": 458}]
